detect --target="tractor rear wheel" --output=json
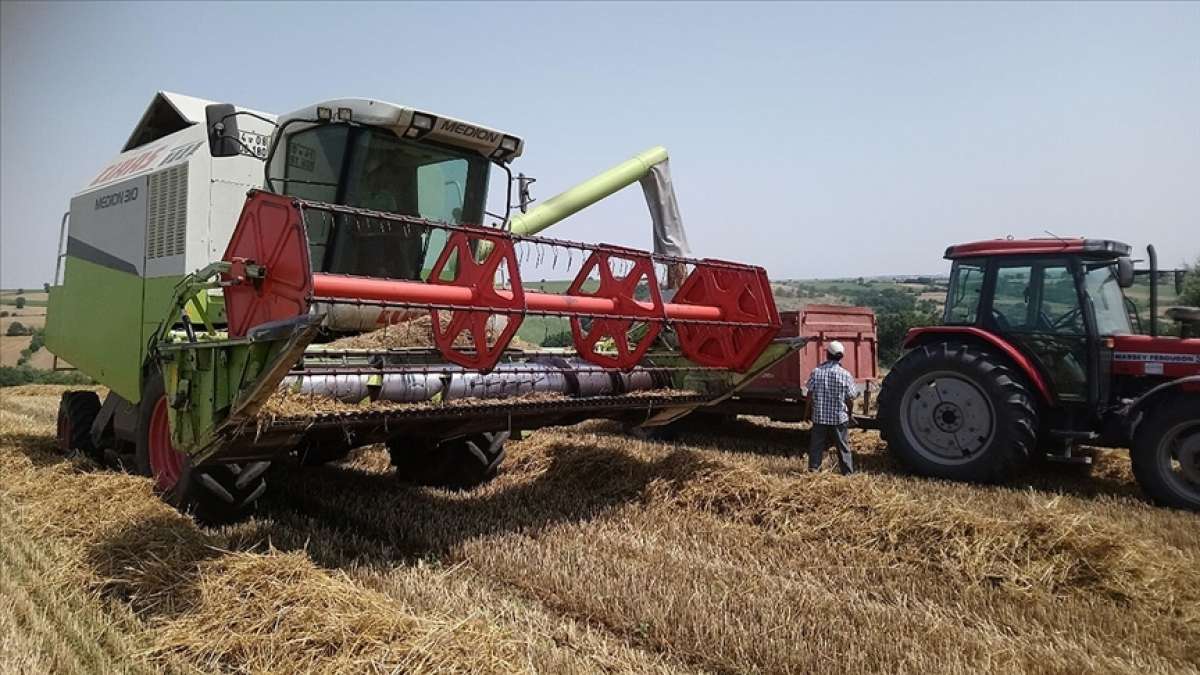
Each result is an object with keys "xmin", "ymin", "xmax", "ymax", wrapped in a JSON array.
[
  {"xmin": 56, "ymin": 390, "xmax": 101, "ymax": 460},
  {"xmin": 389, "ymin": 432, "xmax": 508, "ymax": 490},
  {"xmin": 879, "ymin": 342, "xmax": 1038, "ymax": 483},
  {"xmin": 1131, "ymin": 396, "xmax": 1200, "ymax": 511},
  {"xmin": 135, "ymin": 374, "xmax": 268, "ymax": 523}
]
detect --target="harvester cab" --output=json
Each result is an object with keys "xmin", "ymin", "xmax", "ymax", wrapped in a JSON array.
[
  {"xmin": 47, "ymin": 92, "xmax": 793, "ymax": 522},
  {"xmin": 878, "ymin": 237, "xmax": 1200, "ymax": 511}
]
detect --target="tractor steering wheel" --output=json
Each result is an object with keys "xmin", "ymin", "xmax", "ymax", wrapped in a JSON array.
[{"xmin": 1049, "ymin": 307, "xmax": 1083, "ymax": 332}]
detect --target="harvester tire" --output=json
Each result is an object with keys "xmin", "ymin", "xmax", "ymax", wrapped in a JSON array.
[
  {"xmin": 135, "ymin": 374, "xmax": 267, "ymax": 524},
  {"xmin": 56, "ymin": 390, "xmax": 101, "ymax": 460},
  {"xmin": 1131, "ymin": 396, "xmax": 1200, "ymax": 511},
  {"xmin": 879, "ymin": 342, "xmax": 1038, "ymax": 483},
  {"xmin": 389, "ymin": 432, "xmax": 508, "ymax": 490}
]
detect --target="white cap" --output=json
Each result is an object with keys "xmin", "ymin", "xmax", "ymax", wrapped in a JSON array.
[{"xmin": 826, "ymin": 341, "xmax": 846, "ymax": 357}]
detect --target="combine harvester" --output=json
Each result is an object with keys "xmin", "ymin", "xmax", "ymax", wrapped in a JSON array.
[{"xmin": 46, "ymin": 93, "xmax": 793, "ymax": 521}]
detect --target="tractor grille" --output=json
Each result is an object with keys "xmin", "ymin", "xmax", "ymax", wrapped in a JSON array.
[{"xmin": 146, "ymin": 164, "xmax": 188, "ymax": 259}]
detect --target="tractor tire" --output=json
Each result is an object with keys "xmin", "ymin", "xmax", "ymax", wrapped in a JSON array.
[
  {"xmin": 135, "ymin": 374, "xmax": 267, "ymax": 524},
  {"xmin": 879, "ymin": 342, "xmax": 1038, "ymax": 483},
  {"xmin": 56, "ymin": 390, "xmax": 101, "ymax": 460},
  {"xmin": 1131, "ymin": 396, "xmax": 1200, "ymax": 511},
  {"xmin": 389, "ymin": 432, "xmax": 508, "ymax": 490}
]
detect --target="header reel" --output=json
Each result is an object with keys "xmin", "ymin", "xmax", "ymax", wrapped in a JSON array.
[{"xmin": 221, "ymin": 190, "xmax": 782, "ymax": 373}]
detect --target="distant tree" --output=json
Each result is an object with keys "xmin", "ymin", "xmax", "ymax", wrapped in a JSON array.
[
  {"xmin": 15, "ymin": 288, "xmax": 23, "ymax": 295},
  {"xmin": 0, "ymin": 311, "xmax": 7, "ymax": 318},
  {"xmin": 6, "ymin": 321, "xmax": 32, "ymax": 336},
  {"xmin": 877, "ymin": 309, "xmax": 940, "ymax": 366},
  {"xmin": 1182, "ymin": 254, "xmax": 1200, "ymax": 307},
  {"xmin": 542, "ymin": 330, "xmax": 574, "ymax": 347},
  {"xmin": 28, "ymin": 329, "xmax": 44, "ymax": 353},
  {"xmin": 43, "ymin": 282, "xmax": 50, "ymax": 293},
  {"xmin": 14, "ymin": 296, "xmax": 26, "ymax": 310}
]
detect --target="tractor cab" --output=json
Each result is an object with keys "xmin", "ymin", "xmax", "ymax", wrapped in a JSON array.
[{"xmin": 940, "ymin": 238, "xmax": 1135, "ymax": 410}]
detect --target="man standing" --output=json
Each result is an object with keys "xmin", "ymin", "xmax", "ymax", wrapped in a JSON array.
[{"xmin": 804, "ymin": 341, "xmax": 859, "ymax": 474}]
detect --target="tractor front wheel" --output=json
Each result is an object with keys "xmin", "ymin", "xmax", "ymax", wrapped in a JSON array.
[
  {"xmin": 56, "ymin": 390, "xmax": 101, "ymax": 460},
  {"xmin": 1132, "ymin": 396, "xmax": 1200, "ymax": 511},
  {"xmin": 135, "ymin": 374, "xmax": 268, "ymax": 523},
  {"xmin": 879, "ymin": 342, "xmax": 1038, "ymax": 483},
  {"xmin": 389, "ymin": 432, "xmax": 508, "ymax": 490}
]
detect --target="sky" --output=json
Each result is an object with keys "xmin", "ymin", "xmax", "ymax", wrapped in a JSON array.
[{"xmin": 1, "ymin": 1, "xmax": 1198, "ymax": 288}]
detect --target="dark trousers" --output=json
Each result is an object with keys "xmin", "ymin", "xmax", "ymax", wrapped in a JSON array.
[{"xmin": 809, "ymin": 423, "xmax": 854, "ymax": 474}]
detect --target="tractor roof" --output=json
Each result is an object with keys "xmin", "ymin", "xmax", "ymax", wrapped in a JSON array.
[
  {"xmin": 944, "ymin": 238, "xmax": 1131, "ymax": 260},
  {"xmin": 276, "ymin": 98, "xmax": 524, "ymax": 163}
]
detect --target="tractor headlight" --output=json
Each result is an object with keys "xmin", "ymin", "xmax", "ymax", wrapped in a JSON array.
[
  {"xmin": 316, "ymin": 106, "xmax": 333, "ymax": 121},
  {"xmin": 500, "ymin": 136, "xmax": 519, "ymax": 152},
  {"xmin": 336, "ymin": 107, "xmax": 353, "ymax": 122}
]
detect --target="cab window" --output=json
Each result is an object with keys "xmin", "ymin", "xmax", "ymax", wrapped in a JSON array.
[{"xmin": 945, "ymin": 261, "xmax": 985, "ymax": 325}]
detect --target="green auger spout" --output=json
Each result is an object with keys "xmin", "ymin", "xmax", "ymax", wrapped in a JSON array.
[{"xmin": 507, "ymin": 146, "xmax": 669, "ymax": 236}]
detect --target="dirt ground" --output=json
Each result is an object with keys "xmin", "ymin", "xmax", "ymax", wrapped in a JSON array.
[{"xmin": 2, "ymin": 385, "xmax": 1198, "ymax": 674}]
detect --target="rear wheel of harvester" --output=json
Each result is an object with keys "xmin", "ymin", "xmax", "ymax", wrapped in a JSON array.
[
  {"xmin": 388, "ymin": 432, "xmax": 508, "ymax": 490},
  {"xmin": 135, "ymin": 374, "xmax": 268, "ymax": 523},
  {"xmin": 879, "ymin": 342, "xmax": 1038, "ymax": 483},
  {"xmin": 56, "ymin": 390, "xmax": 101, "ymax": 460},
  {"xmin": 1131, "ymin": 396, "xmax": 1200, "ymax": 511}
]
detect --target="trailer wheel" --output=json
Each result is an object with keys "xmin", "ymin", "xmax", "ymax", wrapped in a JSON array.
[
  {"xmin": 56, "ymin": 390, "xmax": 101, "ymax": 460},
  {"xmin": 879, "ymin": 342, "xmax": 1038, "ymax": 483},
  {"xmin": 1131, "ymin": 396, "xmax": 1200, "ymax": 511},
  {"xmin": 135, "ymin": 374, "xmax": 268, "ymax": 523},
  {"xmin": 389, "ymin": 432, "xmax": 508, "ymax": 490}
]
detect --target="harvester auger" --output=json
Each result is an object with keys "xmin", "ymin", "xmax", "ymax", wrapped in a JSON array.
[{"xmin": 46, "ymin": 93, "xmax": 794, "ymax": 522}]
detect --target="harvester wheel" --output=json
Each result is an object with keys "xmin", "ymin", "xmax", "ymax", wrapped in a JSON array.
[
  {"xmin": 1131, "ymin": 396, "xmax": 1200, "ymax": 511},
  {"xmin": 389, "ymin": 432, "xmax": 508, "ymax": 490},
  {"xmin": 56, "ymin": 390, "xmax": 101, "ymax": 459},
  {"xmin": 135, "ymin": 375, "xmax": 267, "ymax": 523},
  {"xmin": 879, "ymin": 342, "xmax": 1038, "ymax": 483}
]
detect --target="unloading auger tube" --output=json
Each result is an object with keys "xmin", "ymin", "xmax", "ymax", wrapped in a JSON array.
[{"xmin": 150, "ymin": 190, "xmax": 793, "ymax": 466}]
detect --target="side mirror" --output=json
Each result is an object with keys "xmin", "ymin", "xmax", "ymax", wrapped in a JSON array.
[
  {"xmin": 205, "ymin": 103, "xmax": 240, "ymax": 158},
  {"xmin": 1116, "ymin": 256, "xmax": 1135, "ymax": 288}
]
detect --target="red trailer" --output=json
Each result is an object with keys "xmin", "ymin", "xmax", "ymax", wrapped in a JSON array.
[{"xmin": 713, "ymin": 305, "xmax": 880, "ymax": 422}]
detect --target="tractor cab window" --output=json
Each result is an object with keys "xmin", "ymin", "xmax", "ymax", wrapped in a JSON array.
[
  {"xmin": 280, "ymin": 125, "xmax": 489, "ymax": 280},
  {"xmin": 945, "ymin": 261, "xmax": 985, "ymax": 325},
  {"xmin": 1084, "ymin": 264, "xmax": 1133, "ymax": 335},
  {"xmin": 990, "ymin": 265, "xmax": 1034, "ymax": 330}
]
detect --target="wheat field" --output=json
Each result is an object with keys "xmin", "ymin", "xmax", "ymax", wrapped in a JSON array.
[{"xmin": 2, "ymin": 384, "xmax": 1198, "ymax": 674}]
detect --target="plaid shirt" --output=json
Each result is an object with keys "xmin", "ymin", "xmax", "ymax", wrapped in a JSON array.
[{"xmin": 806, "ymin": 360, "xmax": 859, "ymax": 426}]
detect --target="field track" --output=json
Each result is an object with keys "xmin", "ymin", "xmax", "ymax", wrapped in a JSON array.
[{"xmin": 2, "ymin": 385, "xmax": 1198, "ymax": 673}]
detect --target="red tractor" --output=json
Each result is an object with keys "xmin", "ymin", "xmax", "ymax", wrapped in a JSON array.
[{"xmin": 878, "ymin": 238, "xmax": 1200, "ymax": 510}]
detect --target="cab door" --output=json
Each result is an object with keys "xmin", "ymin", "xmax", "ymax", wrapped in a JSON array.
[{"xmin": 985, "ymin": 258, "xmax": 1090, "ymax": 404}]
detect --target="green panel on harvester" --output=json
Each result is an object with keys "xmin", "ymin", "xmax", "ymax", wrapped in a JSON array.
[
  {"xmin": 142, "ymin": 275, "xmax": 187, "ymax": 376},
  {"xmin": 45, "ymin": 256, "xmax": 145, "ymax": 401}
]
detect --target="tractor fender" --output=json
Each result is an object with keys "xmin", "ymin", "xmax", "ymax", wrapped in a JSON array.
[
  {"xmin": 1124, "ymin": 375, "xmax": 1200, "ymax": 419},
  {"xmin": 902, "ymin": 327, "xmax": 1054, "ymax": 405}
]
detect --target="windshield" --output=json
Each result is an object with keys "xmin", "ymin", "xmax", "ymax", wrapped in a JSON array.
[
  {"xmin": 279, "ymin": 124, "xmax": 489, "ymax": 279},
  {"xmin": 1084, "ymin": 264, "xmax": 1133, "ymax": 335}
]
